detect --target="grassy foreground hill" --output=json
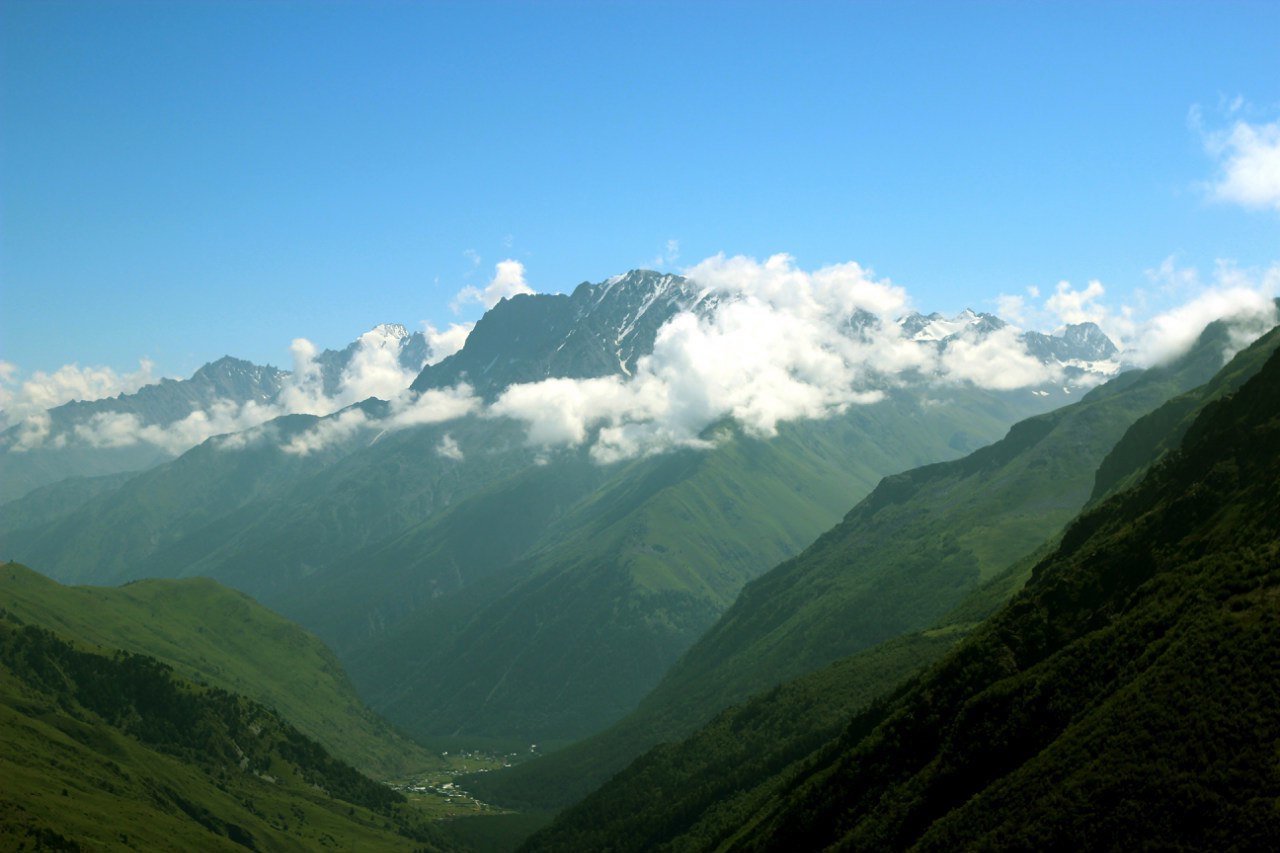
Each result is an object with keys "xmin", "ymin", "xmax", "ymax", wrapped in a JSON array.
[
  {"xmin": 0, "ymin": 609, "xmax": 453, "ymax": 852},
  {"xmin": 0, "ymin": 564, "xmax": 438, "ymax": 780},
  {"xmin": 524, "ymin": 326, "xmax": 1280, "ymax": 851}
]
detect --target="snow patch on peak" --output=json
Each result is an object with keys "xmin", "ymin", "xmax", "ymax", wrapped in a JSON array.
[
  {"xmin": 369, "ymin": 323, "xmax": 410, "ymax": 341},
  {"xmin": 900, "ymin": 309, "xmax": 996, "ymax": 342}
]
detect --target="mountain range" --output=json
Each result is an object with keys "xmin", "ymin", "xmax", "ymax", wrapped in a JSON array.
[
  {"xmin": 0, "ymin": 324, "xmax": 431, "ymax": 504},
  {"xmin": 2, "ymin": 268, "xmax": 1276, "ymax": 851},
  {"xmin": 0, "ymin": 270, "xmax": 1123, "ymax": 748}
]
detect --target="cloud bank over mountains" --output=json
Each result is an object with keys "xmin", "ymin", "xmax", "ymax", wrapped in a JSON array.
[
  {"xmin": 4, "ymin": 253, "xmax": 1278, "ymax": 464},
  {"xmin": 0, "ymin": 359, "xmax": 157, "ymax": 433}
]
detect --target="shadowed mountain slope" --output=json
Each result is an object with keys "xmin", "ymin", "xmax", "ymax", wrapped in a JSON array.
[
  {"xmin": 524, "ymin": 324, "xmax": 1280, "ymax": 852},
  {"xmin": 472, "ymin": 318, "xmax": 1277, "ymax": 810}
]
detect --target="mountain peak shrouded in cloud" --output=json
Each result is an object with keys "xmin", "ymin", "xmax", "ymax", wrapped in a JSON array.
[
  {"xmin": 0, "ymin": 321, "xmax": 453, "ymax": 492},
  {"xmin": 899, "ymin": 309, "xmax": 1006, "ymax": 342},
  {"xmin": 3, "ymin": 255, "xmax": 1278, "ymax": 485},
  {"xmin": 260, "ymin": 255, "xmax": 1280, "ymax": 463},
  {"xmin": 413, "ymin": 268, "xmax": 704, "ymax": 398}
]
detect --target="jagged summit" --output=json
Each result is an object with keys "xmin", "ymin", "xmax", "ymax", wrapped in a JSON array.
[
  {"xmin": 409, "ymin": 271, "xmax": 1128, "ymax": 399},
  {"xmin": 1022, "ymin": 321, "xmax": 1119, "ymax": 365},
  {"xmin": 412, "ymin": 269, "xmax": 705, "ymax": 397},
  {"xmin": 367, "ymin": 322, "xmax": 410, "ymax": 341},
  {"xmin": 192, "ymin": 355, "xmax": 282, "ymax": 382},
  {"xmin": 899, "ymin": 309, "xmax": 1007, "ymax": 341}
]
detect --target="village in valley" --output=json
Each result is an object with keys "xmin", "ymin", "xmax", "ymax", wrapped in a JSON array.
[{"xmin": 389, "ymin": 749, "xmax": 526, "ymax": 819}]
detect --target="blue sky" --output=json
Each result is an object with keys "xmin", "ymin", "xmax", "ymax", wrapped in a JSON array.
[{"xmin": 2, "ymin": 0, "xmax": 1278, "ymax": 383}]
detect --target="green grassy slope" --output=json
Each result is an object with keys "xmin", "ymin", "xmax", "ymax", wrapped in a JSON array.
[
  {"xmin": 717, "ymin": 329, "xmax": 1280, "ymax": 852},
  {"xmin": 0, "ymin": 563, "xmax": 438, "ymax": 780},
  {"xmin": 0, "ymin": 615, "xmax": 454, "ymax": 852},
  {"xmin": 473, "ymin": 320, "xmax": 1275, "ymax": 811}
]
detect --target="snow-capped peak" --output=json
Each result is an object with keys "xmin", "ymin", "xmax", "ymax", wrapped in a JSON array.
[
  {"xmin": 899, "ymin": 308, "xmax": 1002, "ymax": 342},
  {"xmin": 368, "ymin": 323, "xmax": 410, "ymax": 341}
]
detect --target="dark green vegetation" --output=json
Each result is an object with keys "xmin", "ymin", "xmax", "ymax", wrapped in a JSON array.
[
  {"xmin": 0, "ymin": 604, "xmax": 454, "ymax": 852},
  {"xmin": 1, "ymin": 274, "xmax": 1064, "ymax": 746},
  {"xmin": 473, "ymin": 318, "xmax": 1274, "ymax": 810},
  {"xmin": 522, "ymin": 328, "xmax": 1280, "ymax": 851},
  {"xmin": 0, "ymin": 564, "xmax": 438, "ymax": 779}
]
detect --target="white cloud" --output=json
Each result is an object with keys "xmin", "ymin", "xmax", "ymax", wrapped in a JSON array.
[
  {"xmin": 275, "ymin": 337, "xmax": 328, "ymax": 416},
  {"xmin": 996, "ymin": 294, "xmax": 1028, "ymax": 325},
  {"xmin": 1045, "ymin": 279, "xmax": 1107, "ymax": 326},
  {"xmin": 386, "ymin": 385, "xmax": 481, "ymax": 430},
  {"xmin": 649, "ymin": 238, "xmax": 681, "ymax": 269},
  {"xmin": 60, "ymin": 397, "xmax": 289, "ymax": 455},
  {"xmin": 491, "ymin": 255, "xmax": 916, "ymax": 463},
  {"xmin": 5, "ymin": 326, "xmax": 452, "ymax": 456},
  {"xmin": 1200, "ymin": 114, "xmax": 1280, "ymax": 211},
  {"xmin": 336, "ymin": 328, "xmax": 421, "ymax": 405},
  {"xmin": 939, "ymin": 326, "xmax": 1062, "ymax": 390},
  {"xmin": 451, "ymin": 259, "xmax": 536, "ymax": 312},
  {"xmin": 424, "ymin": 322, "xmax": 474, "ymax": 365},
  {"xmin": 1145, "ymin": 255, "xmax": 1201, "ymax": 295},
  {"xmin": 282, "ymin": 408, "xmax": 370, "ymax": 456},
  {"xmin": 73, "ymin": 412, "xmax": 144, "ymax": 448},
  {"xmin": 1127, "ymin": 261, "xmax": 1280, "ymax": 367},
  {"xmin": 481, "ymin": 252, "xmax": 1278, "ymax": 463},
  {"xmin": 0, "ymin": 359, "xmax": 157, "ymax": 430},
  {"xmin": 491, "ymin": 376, "xmax": 648, "ymax": 451},
  {"xmin": 269, "ymin": 383, "xmax": 481, "ymax": 457},
  {"xmin": 1024, "ymin": 279, "xmax": 1137, "ymax": 352},
  {"xmin": 436, "ymin": 433, "xmax": 464, "ymax": 461},
  {"xmin": 14, "ymin": 248, "xmax": 1279, "ymax": 468},
  {"xmin": 1005, "ymin": 258, "xmax": 1278, "ymax": 369},
  {"xmin": 9, "ymin": 412, "xmax": 58, "ymax": 452}
]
